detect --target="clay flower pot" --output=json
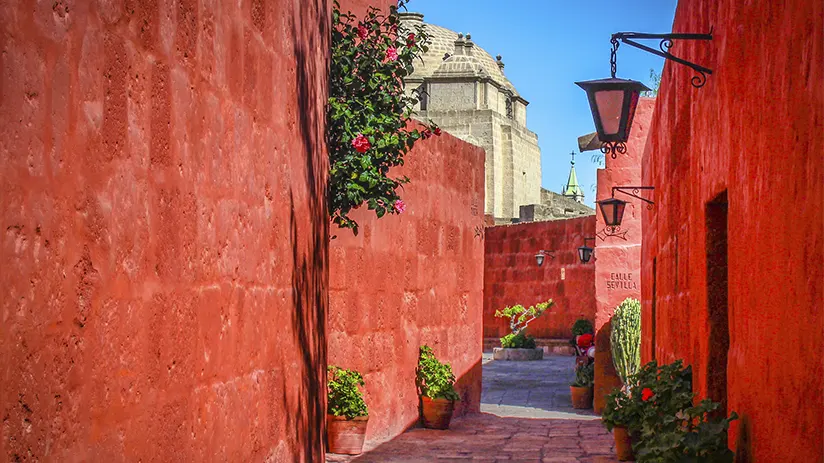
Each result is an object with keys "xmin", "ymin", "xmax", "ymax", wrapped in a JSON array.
[
  {"xmin": 570, "ymin": 385, "xmax": 594, "ymax": 409},
  {"xmin": 327, "ymin": 415, "xmax": 368, "ymax": 455},
  {"xmin": 420, "ymin": 396, "xmax": 455, "ymax": 429},
  {"xmin": 613, "ymin": 425, "xmax": 636, "ymax": 461}
]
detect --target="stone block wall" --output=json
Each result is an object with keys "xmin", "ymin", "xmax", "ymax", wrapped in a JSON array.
[
  {"xmin": 640, "ymin": 0, "xmax": 822, "ymax": 459},
  {"xmin": 483, "ymin": 217, "xmax": 596, "ymax": 340},
  {"xmin": 328, "ymin": 131, "xmax": 486, "ymax": 446},
  {"xmin": 0, "ymin": 0, "xmax": 336, "ymax": 460}
]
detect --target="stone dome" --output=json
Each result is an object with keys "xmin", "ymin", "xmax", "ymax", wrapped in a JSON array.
[{"xmin": 399, "ymin": 12, "xmax": 520, "ymax": 97}]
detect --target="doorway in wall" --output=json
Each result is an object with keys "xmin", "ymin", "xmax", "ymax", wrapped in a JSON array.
[{"xmin": 706, "ymin": 191, "xmax": 729, "ymax": 417}]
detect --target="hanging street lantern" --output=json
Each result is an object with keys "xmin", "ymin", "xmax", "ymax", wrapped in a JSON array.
[
  {"xmin": 577, "ymin": 32, "xmax": 713, "ymax": 157},
  {"xmin": 578, "ymin": 238, "xmax": 596, "ymax": 264},
  {"xmin": 575, "ymin": 77, "xmax": 649, "ymax": 158},
  {"xmin": 596, "ymin": 196, "xmax": 628, "ymax": 228},
  {"xmin": 535, "ymin": 250, "xmax": 555, "ymax": 267}
]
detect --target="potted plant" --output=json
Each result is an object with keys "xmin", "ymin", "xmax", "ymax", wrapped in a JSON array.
[
  {"xmin": 602, "ymin": 388, "xmax": 642, "ymax": 461},
  {"xmin": 327, "ymin": 366, "xmax": 369, "ymax": 455},
  {"xmin": 493, "ymin": 299, "xmax": 554, "ymax": 360},
  {"xmin": 570, "ymin": 362, "xmax": 594, "ymax": 409},
  {"xmin": 570, "ymin": 318, "xmax": 594, "ymax": 360},
  {"xmin": 416, "ymin": 345, "xmax": 460, "ymax": 429}
]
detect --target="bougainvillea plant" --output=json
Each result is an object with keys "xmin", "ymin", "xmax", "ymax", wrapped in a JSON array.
[{"xmin": 328, "ymin": 0, "xmax": 440, "ymax": 235}]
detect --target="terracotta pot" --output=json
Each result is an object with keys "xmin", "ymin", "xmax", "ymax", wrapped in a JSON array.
[
  {"xmin": 420, "ymin": 396, "xmax": 455, "ymax": 429},
  {"xmin": 613, "ymin": 425, "xmax": 636, "ymax": 461},
  {"xmin": 327, "ymin": 415, "xmax": 368, "ymax": 455},
  {"xmin": 570, "ymin": 385, "xmax": 594, "ymax": 409}
]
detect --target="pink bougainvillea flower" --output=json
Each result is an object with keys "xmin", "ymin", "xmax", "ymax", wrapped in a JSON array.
[
  {"xmin": 351, "ymin": 134, "xmax": 371, "ymax": 153},
  {"xmin": 433, "ymin": 127, "xmax": 442, "ymax": 136},
  {"xmin": 357, "ymin": 25, "xmax": 369, "ymax": 40},
  {"xmin": 393, "ymin": 200, "xmax": 406, "ymax": 214},
  {"xmin": 406, "ymin": 33, "xmax": 416, "ymax": 47},
  {"xmin": 641, "ymin": 388, "xmax": 654, "ymax": 402},
  {"xmin": 386, "ymin": 47, "xmax": 399, "ymax": 62}
]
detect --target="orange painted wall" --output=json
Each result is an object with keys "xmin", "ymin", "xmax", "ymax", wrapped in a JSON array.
[
  {"xmin": 591, "ymin": 98, "xmax": 654, "ymax": 413},
  {"xmin": 640, "ymin": 0, "xmax": 823, "ymax": 460},
  {"xmin": 483, "ymin": 217, "xmax": 597, "ymax": 340},
  {"xmin": 0, "ymin": 0, "xmax": 334, "ymax": 460},
  {"xmin": 328, "ymin": 131, "xmax": 485, "ymax": 446}
]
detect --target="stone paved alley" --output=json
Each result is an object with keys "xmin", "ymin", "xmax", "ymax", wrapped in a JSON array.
[{"xmin": 328, "ymin": 354, "xmax": 618, "ymax": 462}]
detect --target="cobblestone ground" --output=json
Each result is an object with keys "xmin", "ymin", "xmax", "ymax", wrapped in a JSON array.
[{"xmin": 328, "ymin": 354, "xmax": 618, "ymax": 463}]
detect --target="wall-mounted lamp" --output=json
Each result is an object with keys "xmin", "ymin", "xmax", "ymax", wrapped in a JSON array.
[
  {"xmin": 578, "ymin": 238, "xmax": 596, "ymax": 264},
  {"xmin": 576, "ymin": 31, "xmax": 713, "ymax": 158},
  {"xmin": 597, "ymin": 186, "xmax": 655, "ymax": 227},
  {"xmin": 535, "ymin": 250, "xmax": 556, "ymax": 267}
]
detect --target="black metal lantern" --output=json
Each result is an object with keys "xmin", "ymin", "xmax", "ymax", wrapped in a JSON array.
[
  {"xmin": 578, "ymin": 245, "xmax": 594, "ymax": 264},
  {"xmin": 575, "ymin": 77, "xmax": 649, "ymax": 157},
  {"xmin": 535, "ymin": 250, "xmax": 555, "ymax": 267},
  {"xmin": 596, "ymin": 197, "xmax": 628, "ymax": 227}
]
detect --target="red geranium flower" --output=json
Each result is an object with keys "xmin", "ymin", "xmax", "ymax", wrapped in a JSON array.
[
  {"xmin": 641, "ymin": 388, "xmax": 654, "ymax": 402},
  {"xmin": 357, "ymin": 25, "xmax": 369, "ymax": 40},
  {"xmin": 576, "ymin": 333, "xmax": 594, "ymax": 348},
  {"xmin": 433, "ymin": 127, "xmax": 442, "ymax": 136},
  {"xmin": 386, "ymin": 47, "xmax": 399, "ymax": 62},
  {"xmin": 406, "ymin": 33, "xmax": 416, "ymax": 47},
  {"xmin": 351, "ymin": 134, "xmax": 371, "ymax": 153},
  {"xmin": 393, "ymin": 200, "xmax": 406, "ymax": 214},
  {"xmin": 421, "ymin": 129, "xmax": 432, "ymax": 139}
]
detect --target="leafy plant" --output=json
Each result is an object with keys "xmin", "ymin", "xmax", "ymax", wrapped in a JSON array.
[
  {"xmin": 571, "ymin": 362, "xmax": 594, "ymax": 388},
  {"xmin": 329, "ymin": 0, "xmax": 440, "ymax": 235},
  {"xmin": 500, "ymin": 331, "xmax": 536, "ymax": 349},
  {"xmin": 571, "ymin": 319, "xmax": 594, "ymax": 337},
  {"xmin": 416, "ymin": 345, "xmax": 460, "ymax": 401},
  {"xmin": 611, "ymin": 298, "xmax": 641, "ymax": 384},
  {"xmin": 327, "ymin": 366, "xmax": 368, "ymax": 419},
  {"xmin": 495, "ymin": 300, "xmax": 554, "ymax": 338},
  {"xmin": 604, "ymin": 360, "xmax": 739, "ymax": 462},
  {"xmin": 570, "ymin": 318, "xmax": 594, "ymax": 348}
]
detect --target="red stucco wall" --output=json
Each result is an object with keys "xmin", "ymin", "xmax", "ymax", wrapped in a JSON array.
[
  {"xmin": 483, "ymin": 217, "xmax": 596, "ymax": 340},
  {"xmin": 0, "ymin": 1, "xmax": 332, "ymax": 461},
  {"xmin": 328, "ymin": 131, "xmax": 485, "ymax": 446},
  {"xmin": 640, "ymin": 0, "xmax": 823, "ymax": 460},
  {"xmin": 591, "ymin": 98, "xmax": 654, "ymax": 413}
]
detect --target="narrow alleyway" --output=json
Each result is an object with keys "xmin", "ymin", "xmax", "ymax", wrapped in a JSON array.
[{"xmin": 328, "ymin": 354, "xmax": 617, "ymax": 462}]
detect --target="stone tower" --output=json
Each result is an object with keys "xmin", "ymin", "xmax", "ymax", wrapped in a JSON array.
[{"xmin": 400, "ymin": 12, "xmax": 542, "ymax": 221}]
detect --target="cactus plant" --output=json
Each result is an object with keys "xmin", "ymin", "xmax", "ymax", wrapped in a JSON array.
[{"xmin": 610, "ymin": 297, "xmax": 641, "ymax": 384}]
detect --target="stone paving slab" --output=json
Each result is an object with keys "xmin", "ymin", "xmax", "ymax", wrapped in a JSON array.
[{"xmin": 327, "ymin": 355, "xmax": 618, "ymax": 463}]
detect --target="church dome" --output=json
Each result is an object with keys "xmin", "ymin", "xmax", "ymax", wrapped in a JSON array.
[{"xmin": 399, "ymin": 12, "xmax": 520, "ymax": 97}]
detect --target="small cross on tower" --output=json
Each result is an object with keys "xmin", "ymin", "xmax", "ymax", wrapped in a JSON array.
[{"xmin": 570, "ymin": 150, "xmax": 576, "ymax": 165}]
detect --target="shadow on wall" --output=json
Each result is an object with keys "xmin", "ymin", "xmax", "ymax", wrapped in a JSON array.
[{"xmin": 283, "ymin": 1, "xmax": 330, "ymax": 460}]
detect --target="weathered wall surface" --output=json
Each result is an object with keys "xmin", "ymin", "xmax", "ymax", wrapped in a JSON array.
[
  {"xmin": 0, "ymin": 0, "xmax": 334, "ymax": 461},
  {"xmin": 640, "ymin": 0, "xmax": 823, "ymax": 460},
  {"xmin": 484, "ymin": 217, "xmax": 596, "ymax": 340},
  {"xmin": 328, "ymin": 131, "xmax": 486, "ymax": 446},
  {"xmin": 591, "ymin": 98, "xmax": 654, "ymax": 413}
]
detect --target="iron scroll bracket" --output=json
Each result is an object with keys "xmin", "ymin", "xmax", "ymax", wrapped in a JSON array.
[
  {"xmin": 611, "ymin": 31, "xmax": 714, "ymax": 88},
  {"xmin": 612, "ymin": 186, "xmax": 655, "ymax": 208}
]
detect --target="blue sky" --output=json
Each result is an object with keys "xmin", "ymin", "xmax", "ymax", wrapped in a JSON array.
[{"xmin": 406, "ymin": 0, "xmax": 678, "ymax": 205}]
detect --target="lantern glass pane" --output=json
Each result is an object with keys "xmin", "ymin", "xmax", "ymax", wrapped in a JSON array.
[
  {"xmin": 615, "ymin": 201, "xmax": 626, "ymax": 225},
  {"xmin": 595, "ymin": 90, "xmax": 625, "ymax": 136},
  {"xmin": 535, "ymin": 253, "xmax": 545, "ymax": 267}
]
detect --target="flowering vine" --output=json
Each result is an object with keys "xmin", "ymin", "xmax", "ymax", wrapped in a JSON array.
[{"xmin": 328, "ymin": 0, "xmax": 439, "ymax": 235}]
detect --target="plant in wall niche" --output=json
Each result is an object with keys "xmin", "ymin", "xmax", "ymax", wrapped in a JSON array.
[
  {"xmin": 416, "ymin": 345, "xmax": 460, "ymax": 429},
  {"xmin": 328, "ymin": 0, "xmax": 440, "ymax": 235},
  {"xmin": 326, "ymin": 366, "xmax": 369, "ymax": 455},
  {"xmin": 610, "ymin": 297, "xmax": 641, "ymax": 384}
]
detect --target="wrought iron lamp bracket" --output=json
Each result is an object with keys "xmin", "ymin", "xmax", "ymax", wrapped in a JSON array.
[
  {"xmin": 610, "ymin": 31, "xmax": 714, "ymax": 88},
  {"xmin": 612, "ymin": 186, "xmax": 655, "ymax": 209},
  {"xmin": 596, "ymin": 227, "xmax": 628, "ymax": 242}
]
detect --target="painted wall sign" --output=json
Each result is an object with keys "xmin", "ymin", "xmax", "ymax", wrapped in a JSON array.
[{"xmin": 606, "ymin": 272, "xmax": 639, "ymax": 290}]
